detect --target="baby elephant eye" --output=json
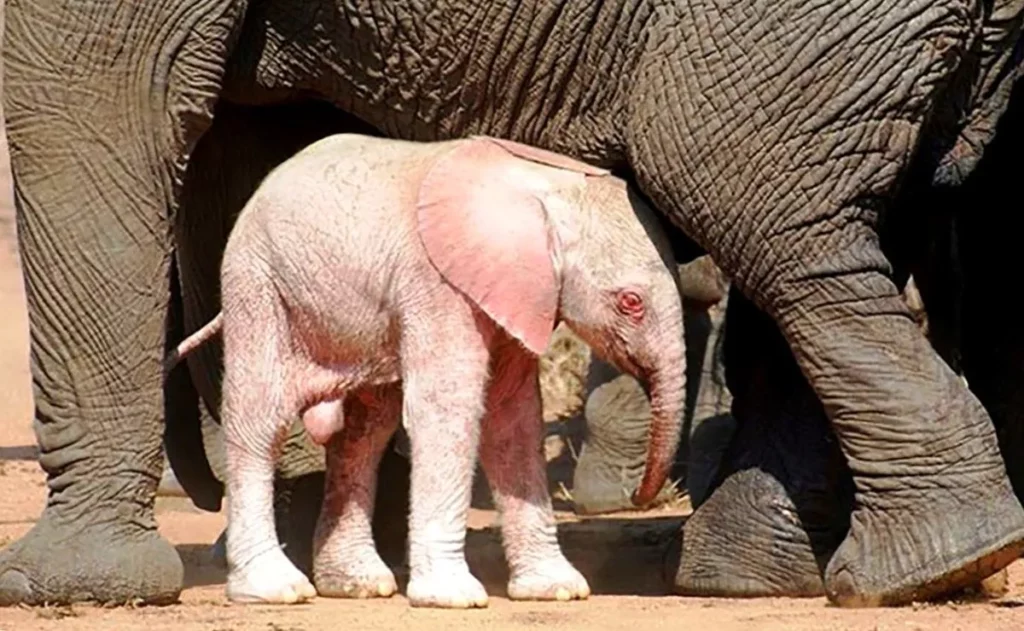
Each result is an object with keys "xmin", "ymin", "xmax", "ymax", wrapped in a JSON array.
[{"xmin": 616, "ymin": 290, "xmax": 646, "ymax": 320}]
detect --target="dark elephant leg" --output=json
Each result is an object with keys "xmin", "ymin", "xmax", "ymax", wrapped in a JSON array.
[
  {"xmin": 676, "ymin": 289, "xmax": 852, "ymax": 597},
  {"xmin": 163, "ymin": 263, "xmax": 223, "ymax": 511},
  {"xmin": 757, "ymin": 236, "xmax": 1024, "ymax": 606},
  {"xmin": 680, "ymin": 292, "xmax": 734, "ymax": 508},
  {"xmin": 676, "ymin": 189, "xmax": 1007, "ymax": 600},
  {"xmin": 631, "ymin": 7, "xmax": 1024, "ymax": 604},
  {"xmin": 172, "ymin": 100, "xmax": 410, "ymax": 573},
  {"xmin": 0, "ymin": 0, "xmax": 247, "ymax": 605}
]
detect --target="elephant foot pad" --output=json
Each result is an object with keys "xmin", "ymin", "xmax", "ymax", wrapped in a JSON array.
[
  {"xmin": 407, "ymin": 566, "xmax": 489, "ymax": 608},
  {"xmin": 825, "ymin": 495, "xmax": 1024, "ymax": 607},
  {"xmin": 314, "ymin": 559, "xmax": 397, "ymax": 599}
]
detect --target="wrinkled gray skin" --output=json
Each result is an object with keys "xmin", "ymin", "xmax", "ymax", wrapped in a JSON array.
[
  {"xmin": 5, "ymin": 0, "xmax": 1024, "ymax": 608},
  {"xmin": 670, "ymin": 76, "xmax": 1024, "ymax": 600}
]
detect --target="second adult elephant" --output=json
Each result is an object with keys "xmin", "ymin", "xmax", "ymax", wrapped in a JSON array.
[{"xmin": 4, "ymin": 0, "xmax": 1024, "ymax": 607}]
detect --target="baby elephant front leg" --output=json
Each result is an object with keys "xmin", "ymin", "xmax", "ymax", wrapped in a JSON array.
[
  {"xmin": 480, "ymin": 341, "xmax": 590, "ymax": 601},
  {"xmin": 402, "ymin": 316, "xmax": 492, "ymax": 609}
]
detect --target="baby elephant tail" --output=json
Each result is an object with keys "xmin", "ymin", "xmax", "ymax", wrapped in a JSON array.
[{"xmin": 164, "ymin": 312, "xmax": 223, "ymax": 377}]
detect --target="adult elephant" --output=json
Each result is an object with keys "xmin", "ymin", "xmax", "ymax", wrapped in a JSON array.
[{"xmin": 4, "ymin": 0, "xmax": 1024, "ymax": 608}]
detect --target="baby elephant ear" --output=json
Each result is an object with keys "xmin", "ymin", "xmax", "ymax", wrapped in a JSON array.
[
  {"xmin": 472, "ymin": 136, "xmax": 611, "ymax": 177},
  {"xmin": 416, "ymin": 138, "xmax": 574, "ymax": 355}
]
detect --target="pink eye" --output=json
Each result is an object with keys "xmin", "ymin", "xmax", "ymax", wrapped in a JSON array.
[{"xmin": 617, "ymin": 290, "xmax": 645, "ymax": 320}]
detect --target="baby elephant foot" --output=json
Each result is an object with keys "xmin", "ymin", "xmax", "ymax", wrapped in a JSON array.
[
  {"xmin": 407, "ymin": 565, "xmax": 489, "ymax": 608},
  {"xmin": 508, "ymin": 558, "xmax": 591, "ymax": 601},
  {"xmin": 314, "ymin": 556, "xmax": 397, "ymax": 599},
  {"xmin": 227, "ymin": 548, "xmax": 317, "ymax": 604}
]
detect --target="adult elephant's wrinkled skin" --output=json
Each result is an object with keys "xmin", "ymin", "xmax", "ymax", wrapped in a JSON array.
[
  {"xmin": 4, "ymin": 0, "xmax": 1024, "ymax": 607},
  {"xmin": 676, "ymin": 68, "xmax": 1024, "ymax": 601}
]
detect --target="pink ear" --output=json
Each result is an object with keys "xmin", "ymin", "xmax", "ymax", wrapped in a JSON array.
[
  {"xmin": 472, "ymin": 136, "xmax": 611, "ymax": 177},
  {"xmin": 416, "ymin": 139, "xmax": 566, "ymax": 355}
]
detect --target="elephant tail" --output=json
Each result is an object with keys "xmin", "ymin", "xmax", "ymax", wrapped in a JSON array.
[{"xmin": 163, "ymin": 312, "xmax": 223, "ymax": 377}]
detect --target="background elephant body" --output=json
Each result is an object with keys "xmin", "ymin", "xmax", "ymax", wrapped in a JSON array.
[{"xmin": 4, "ymin": 0, "xmax": 1024, "ymax": 607}]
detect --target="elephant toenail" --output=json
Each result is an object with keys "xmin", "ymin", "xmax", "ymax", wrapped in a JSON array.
[{"xmin": 0, "ymin": 570, "xmax": 32, "ymax": 605}]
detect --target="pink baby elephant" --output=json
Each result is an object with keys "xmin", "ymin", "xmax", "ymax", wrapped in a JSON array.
[{"xmin": 168, "ymin": 134, "xmax": 687, "ymax": 608}]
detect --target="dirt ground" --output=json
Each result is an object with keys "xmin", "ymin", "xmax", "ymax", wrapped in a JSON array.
[{"xmin": 3, "ymin": 33, "xmax": 1024, "ymax": 631}]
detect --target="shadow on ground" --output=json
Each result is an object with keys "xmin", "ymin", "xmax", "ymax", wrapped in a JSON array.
[
  {"xmin": 179, "ymin": 515, "xmax": 686, "ymax": 596},
  {"xmin": 465, "ymin": 516, "xmax": 685, "ymax": 597}
]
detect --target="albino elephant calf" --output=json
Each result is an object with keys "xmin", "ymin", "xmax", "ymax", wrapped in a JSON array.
[{"xmin": 170, "ymin": 134, "xmax": 687, "ymax": 608}]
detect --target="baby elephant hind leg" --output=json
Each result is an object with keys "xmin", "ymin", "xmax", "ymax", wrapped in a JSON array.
[
  {"xmin": 480, "ymin": 340, "xmax": 590, "ymax": 602},
  {"xmin": 222, "ymin": 287, "xmax": 315, "ymax": 605},
  {"xmin": 313, "ymin": 385, "xmax": 402, "ymax": 599}
]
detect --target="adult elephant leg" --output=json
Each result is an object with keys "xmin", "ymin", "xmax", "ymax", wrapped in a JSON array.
[
  {"xmin": 676, "ymin": 289, "xmax": 852, "ymax": 597},
  {"xmin": 753, "ymin": 212, "xmax": 1023, "ymax": 606},
  {"xmin": 632, "ymin": 20, "xmax": 1024, "ymax": 606},
  {"xmin": 681, "ymin": 291, "xmax": 734, "ymax": 508},
  {"xmin": 0, "ymin": 0, "xmax": 246, "ymax": 605},
  {"xmin": 677, "ymin": 206, "xmax": 1006, "ymax": 599}
]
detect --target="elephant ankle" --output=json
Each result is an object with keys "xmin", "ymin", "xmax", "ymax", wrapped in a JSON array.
[{"xmin": 0, "ymin": 513, "xmax": 182, "ymax": 606}]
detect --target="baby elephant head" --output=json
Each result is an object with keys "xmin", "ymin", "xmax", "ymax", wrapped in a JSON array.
[{"xmin": 417, "ymin": 136, "xmax": 686, "ymax": 507}]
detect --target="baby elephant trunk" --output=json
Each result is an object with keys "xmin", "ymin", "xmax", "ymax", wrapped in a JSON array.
[{"xmin": 631, "ymin": 334, "xmax": 687, "ymax": 508}]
